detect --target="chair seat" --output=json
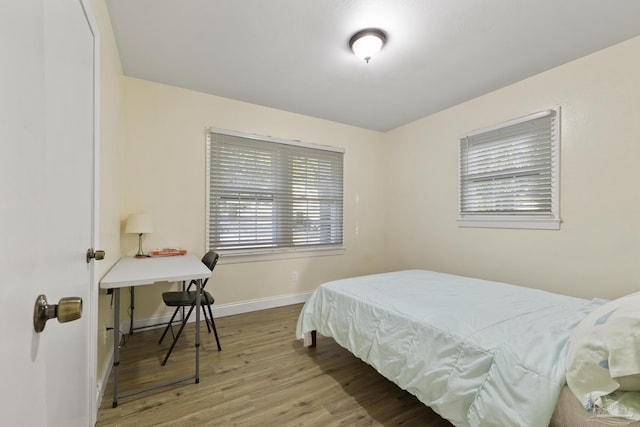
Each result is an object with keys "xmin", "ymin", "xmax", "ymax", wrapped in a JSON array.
[{"xmin": 162, "ymin": 290, "xmax": 214, "ymax": 307}]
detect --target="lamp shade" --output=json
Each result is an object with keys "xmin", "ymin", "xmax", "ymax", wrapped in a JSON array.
[{"xmin": 125, "ymin": 214, "xmax": 153, "ymax": 234}]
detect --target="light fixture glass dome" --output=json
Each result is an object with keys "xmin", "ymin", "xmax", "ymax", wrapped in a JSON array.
[{"xmin": 349, "ymin": 28, "xmax": 387, "ymax": 63}]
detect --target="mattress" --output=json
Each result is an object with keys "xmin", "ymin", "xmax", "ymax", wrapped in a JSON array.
[
  {"xmin": 296, "ymin": 270, "xmax": 604, "ymax": 427},
  {"xmin": 551, "ymin": 386, "xmax": 640, "ymax": 427}
]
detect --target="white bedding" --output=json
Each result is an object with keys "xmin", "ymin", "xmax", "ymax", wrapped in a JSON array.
[
  {"xmin": 565, "ymin": 291, "xmax": 640, "ymax": 422},
  {"xmin": 296, "ymin": 270, "xmax": 603, "ymax": 427}
]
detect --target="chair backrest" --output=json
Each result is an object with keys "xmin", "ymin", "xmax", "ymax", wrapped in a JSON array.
[
  {"xmin": 196, "ymin": 251, "xmax": 219, "ymax": 291},
  {"xmin": 201, "ymin": 251, "xmax": 219, "ymax": 272},
  {"xmin": 185, "ymin": 251, "xmax": 219, "ymax": 292}
]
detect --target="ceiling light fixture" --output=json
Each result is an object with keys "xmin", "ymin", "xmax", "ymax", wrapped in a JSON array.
[{"xmin": 349, "ymin": 28, "xmax": 387, "ymax": 63}]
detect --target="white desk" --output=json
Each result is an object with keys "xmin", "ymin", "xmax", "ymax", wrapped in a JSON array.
[{"xmin": 100, "ymin": 254, "xmax": 211, "ymax": 407}]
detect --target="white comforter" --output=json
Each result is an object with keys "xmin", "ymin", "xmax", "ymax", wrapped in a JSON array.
[{"xmin": 296, "ymin": 270, "xmax": 603, "ymax": 427}]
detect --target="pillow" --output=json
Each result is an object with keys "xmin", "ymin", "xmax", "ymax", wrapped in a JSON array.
[{"xmin": 565, "ymin": 291, "xmax": 640, "ymax": 420}]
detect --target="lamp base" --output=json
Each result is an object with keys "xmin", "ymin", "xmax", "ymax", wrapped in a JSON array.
[{"xmin": 134, "ymin": 233, "xmax": 150, "ymax": 258}]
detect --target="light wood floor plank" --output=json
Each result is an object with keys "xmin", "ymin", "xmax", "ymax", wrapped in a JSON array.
[{"xmin": 97, "ymin": 304, "xmax": 453, "ymax": 426}]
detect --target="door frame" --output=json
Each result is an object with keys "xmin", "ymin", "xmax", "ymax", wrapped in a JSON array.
[{"xmin": 79, "ymin": 0, "xmax": 100, "ymax": 424}]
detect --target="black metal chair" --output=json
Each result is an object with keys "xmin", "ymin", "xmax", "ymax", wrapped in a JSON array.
[{"xmin": 158, "ymin": 251, "xmax": 221, "ymax": 365}]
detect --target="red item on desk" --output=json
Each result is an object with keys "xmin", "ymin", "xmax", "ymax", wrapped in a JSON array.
[{"xmin": 151, "ymin": 248, "xmax": 187, "ymax": 257}]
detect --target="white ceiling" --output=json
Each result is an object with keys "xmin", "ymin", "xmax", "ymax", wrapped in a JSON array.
[{"xmin": 106, "ymin": 0, "xmax": 640, "ymax": 132}]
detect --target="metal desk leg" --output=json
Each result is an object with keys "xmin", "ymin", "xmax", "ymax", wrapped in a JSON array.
[
  {"xmin": 195, "ymin": 278, "xmax": 201, "ymax": 383},
  {"xmin": 129, "ymin": 286, "xmax": 134, "ymax": 335},
  {"xmin": 112, "ymin": 288, "xmax": 120, "ymax": 407},
  {"xmin": 109, "ymin": 278, "xmax": 201, "ymax": 406}
]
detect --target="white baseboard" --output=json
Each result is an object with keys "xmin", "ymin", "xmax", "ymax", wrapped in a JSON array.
[
  {"xmin": 98, "ymin": 291, "xmax": 313, "ymax": 404},
  {"xmin": 96, "ymin": 345, "xmax": 113, "ymax": 410},
  {"xmin": 120, "ymin": 290, "xmax": 313, "ymax": 331},
  {"xmin": 212, "ymin": 291, "xmax": 313, "ymax": 318}
]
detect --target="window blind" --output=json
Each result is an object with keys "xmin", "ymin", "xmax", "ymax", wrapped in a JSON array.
[
  {"xmin": 206, "ymin": 129, "xmax": 344, "ymax": 254},
  {"xmin": 459, "ymin": 110, "xmax": 559, "ymax": 227}
]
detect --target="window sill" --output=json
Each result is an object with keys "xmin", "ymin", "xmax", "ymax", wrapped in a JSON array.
[
  {"xmin": 216, "ymin": 247, "xmax": 345, "ymax": 264},
  {"xmin": 457, "ymin": 216, "xmax": 561, "ymax": 230}
]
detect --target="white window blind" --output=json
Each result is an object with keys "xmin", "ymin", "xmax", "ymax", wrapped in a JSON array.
[
  {"xmin": 458, "ymin": 109, "xmax": 560, "ymax": 229},
  {"xmin": 206, "ymin": 129, "xmax": 344, "ymax": 254}
]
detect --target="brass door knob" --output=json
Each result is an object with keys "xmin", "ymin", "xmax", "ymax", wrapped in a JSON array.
[{"xmin": 33, "ymin": 295, "xmax": 83, "ymax": 333}]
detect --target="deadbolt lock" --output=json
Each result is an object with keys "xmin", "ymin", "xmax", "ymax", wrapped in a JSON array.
[
  {"xmin": 33, "ymin": 294, "xmax": 83, "ymax": 333},
  {"xmin": 86, "ymin": 248, "xmax": 105, "ymax": 263}
]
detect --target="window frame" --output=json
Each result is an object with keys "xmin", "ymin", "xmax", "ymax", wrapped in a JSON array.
[
  {"xmin": 206, "ymin": 128, "xmax": 345, "ymax": 262},
  {"xmin": 457, "ymin": 109, "xmax": 561, "ymax": 230}
]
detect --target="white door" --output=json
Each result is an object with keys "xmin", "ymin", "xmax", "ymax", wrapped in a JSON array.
[{"xmin": 0, "ymin": 0, "xmax": 96, "ymax": 426}]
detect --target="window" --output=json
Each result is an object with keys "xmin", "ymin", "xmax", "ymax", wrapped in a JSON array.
[
  {"xmin": 458, "ymin": 109, "xmax": 560, "ymax": 230},
  {"xmin": 206, "ymin": 129, "xmax": 344, "ymax": 257}
]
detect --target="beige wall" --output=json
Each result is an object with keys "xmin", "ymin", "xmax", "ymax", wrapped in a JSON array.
[
  {"xmin": 384, "ymin": 36, "xmax": 640, "ymax": 300},
  {"xmin": 95, "ymin": 1, "xmax": 640, "ymax": 383},
  {"xmin": 121, "ymin": 77, "xmax": 387, "ymax": 318},
  {"xmin": 90, "ymin": 0, "xmax": 125, "ymax": 383}
]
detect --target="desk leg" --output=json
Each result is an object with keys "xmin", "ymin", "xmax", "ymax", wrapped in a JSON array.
[
  {"xmin": 129, "ymin": 286, "xmax": 134, "ymax": 335},
  {"xmin": 112, "ymin": 288, "xmax": 120, "ymax": 407},
  {"xmin": 195, "ymin": 278, "xmax": 201, "ymax": 383}
]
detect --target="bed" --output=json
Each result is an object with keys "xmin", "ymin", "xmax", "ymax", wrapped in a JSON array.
[{"xmin": 296, "ymin": 270, "xmax": 640, "ymax": 427}]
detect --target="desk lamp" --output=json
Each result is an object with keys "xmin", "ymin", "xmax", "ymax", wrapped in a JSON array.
[{"xmin": 125, "ymin": 214, "xmax": 153, "ymax": 258}]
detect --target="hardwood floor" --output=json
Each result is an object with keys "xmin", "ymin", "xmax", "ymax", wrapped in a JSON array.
[{"xmin": 96, "ymin": 304, "xmax": 453, "ymax": 426}]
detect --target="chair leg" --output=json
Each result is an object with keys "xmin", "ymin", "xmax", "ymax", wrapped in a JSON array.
[
  {"xmin": 158, "ymin": 306, "xmax": 182, "ymax": 344},
  {"xmin": 201, "ymin": 303, "xmax": 212, "ymax": 333},
  {"xmin": 161, "ymin": 305, "xmax": 195, "ymax": 366},
  {"xmin": 207, "ymin": 303, "xmax": 221, "ymax": 351}
]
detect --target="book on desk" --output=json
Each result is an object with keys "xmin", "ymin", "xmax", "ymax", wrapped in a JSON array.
[{"xmin": 151, "ymin": 248, "xmax": 187, "ymax": 257}]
